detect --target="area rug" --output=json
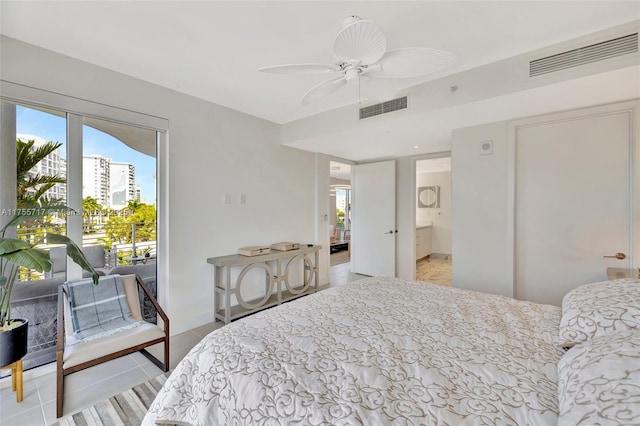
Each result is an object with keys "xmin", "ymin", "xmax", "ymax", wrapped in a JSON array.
[{"xmin": 54, "ymin": 371, "xmax": 171, "ymax": 426}]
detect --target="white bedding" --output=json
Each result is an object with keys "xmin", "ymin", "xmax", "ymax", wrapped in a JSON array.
[{"xmin": 144, "ymin": 277, "xmax": 564, "ymax": 425}]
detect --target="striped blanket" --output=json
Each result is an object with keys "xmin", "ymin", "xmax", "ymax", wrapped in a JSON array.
[{"xmin": 64, "ymin": 275, "xmax": 143, "ymax": 343}]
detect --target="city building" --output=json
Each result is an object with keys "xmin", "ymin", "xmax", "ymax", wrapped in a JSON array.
[
  {"xmin": 110, "ymin": 161, "xmax": 136, "ymax": 209},
  {"xmin": 82, "ymin": 154, "xmax": 110, "ymax": 207},
  {"xmin": 134, "ymin": 183, "xmax": 144, "ymax": 203},
  {"xmin": 17, "ymin": 134, "xmax": 66, "ymax": 203}
]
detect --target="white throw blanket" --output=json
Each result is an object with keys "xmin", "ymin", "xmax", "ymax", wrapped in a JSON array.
[{"xmin": 144, "ymin": 277, "xmax": 563, "ymax": 425}]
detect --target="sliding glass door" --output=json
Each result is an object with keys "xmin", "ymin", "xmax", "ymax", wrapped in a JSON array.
[{"xmin": 1, "ymin": 100, "xmax": 159, "ymax": 370}]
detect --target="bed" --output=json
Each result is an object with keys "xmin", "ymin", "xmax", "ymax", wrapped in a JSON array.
[{"xmin": 143, "ymin": 276, "xmax": 640, "ymax": 426}]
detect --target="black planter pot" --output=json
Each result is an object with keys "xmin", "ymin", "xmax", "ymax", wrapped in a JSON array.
[{"xmin": 0, "ymin": 319, "xmax": 28, "ymax": 367}]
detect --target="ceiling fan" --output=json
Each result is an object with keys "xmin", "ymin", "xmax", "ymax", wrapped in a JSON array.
[{"xmin": 259, "ymin": 15, "xmax": 457, "ymax": 105}]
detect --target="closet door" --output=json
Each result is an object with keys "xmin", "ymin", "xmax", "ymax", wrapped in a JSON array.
[{"xmin": 514, "ymin": 108, "xmax": 633, "ymax": 306}]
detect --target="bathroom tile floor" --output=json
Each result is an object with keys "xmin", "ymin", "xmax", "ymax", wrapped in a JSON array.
[{"xmin": 416, "ymin": 254, "xmax": 452, "ymax": 286}]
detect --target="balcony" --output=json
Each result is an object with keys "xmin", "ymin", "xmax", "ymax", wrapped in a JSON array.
[{"xmin": 9, "ymin": 221, "xmax": 158, "ymax": 372}]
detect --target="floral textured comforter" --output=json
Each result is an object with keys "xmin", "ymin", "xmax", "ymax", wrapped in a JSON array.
[{"xmin": 144, "ymin": 277, "xmax": 564, "ymax": 426}]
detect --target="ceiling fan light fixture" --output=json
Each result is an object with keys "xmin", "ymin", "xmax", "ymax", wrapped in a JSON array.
[{"xmin": 345, "ymin": 68, "xmax": 361, "ymax": 82}]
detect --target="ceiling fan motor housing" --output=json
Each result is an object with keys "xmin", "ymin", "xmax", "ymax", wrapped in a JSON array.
[{"xmin": 345, "ymin": 68, "xmax": 361, "ymax": 81}]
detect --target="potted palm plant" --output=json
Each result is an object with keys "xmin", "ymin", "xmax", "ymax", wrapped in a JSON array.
[{"xmin": 0, "ymin": 208, "xmax": 99, "ymax": 367}]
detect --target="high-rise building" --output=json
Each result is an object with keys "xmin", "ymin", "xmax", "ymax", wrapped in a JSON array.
[
  {"xmin": 134, "ymin": 184, "xmax": 143, "ymax": 203},
  {"xmin": 110, "ymin": 162, "xmax": 136, "ymax": 209},
  {"xmin": 82, "ymin": 155, "xmax": 111, "ymax": 207},
  {"xmin": 58, "ymin": 157, "xmax": 67, "ymax": 201},
  {"xmin": 82, "ymin": 156, "xmax": 136, "ymax": 209},
  {"xmin": 17, "ymin": 134, "xmax": 66, "ymax": 203}
]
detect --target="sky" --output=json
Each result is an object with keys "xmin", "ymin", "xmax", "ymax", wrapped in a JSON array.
[{"xmin": 16, "ymin": 105, "xmax": 156, "ymax": 204}]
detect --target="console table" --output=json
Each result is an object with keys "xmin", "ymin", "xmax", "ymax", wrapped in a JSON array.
[{"xmin": 207, "ymin": 245, "xmax": 321, "ymax": 324}]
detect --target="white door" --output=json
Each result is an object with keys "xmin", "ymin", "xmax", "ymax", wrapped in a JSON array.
[
  {"xmin": 352, "ymin": 161, "xmax": 396, "ymax": 276},
  {"xmin": 515, "ymin": 109, "xmax": 632, "ymax": 306}
]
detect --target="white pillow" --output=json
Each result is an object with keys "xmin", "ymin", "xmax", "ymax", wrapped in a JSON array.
[
  {"xmin": 558, "ymin": 279, "xmax": 640, "ymax": 347},
  {"xmin": 558, "ymin": 330, "xmax": 640, "ymax": 426}
]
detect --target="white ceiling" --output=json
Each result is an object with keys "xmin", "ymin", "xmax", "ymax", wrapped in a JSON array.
[
  {"xmin": 1, "ymin": 1, "xmax": 639, "ymax": 160},
  {"xmin": 330, "ymin": 161, "xmax": 352, "ymax": 181},
  {"xmin": 331, "ymin": 157, "xmax": 449, "ymax": 179},
  {"xmin": 417, "ymin": 157, "xmax": 451, "ymax": 174}
]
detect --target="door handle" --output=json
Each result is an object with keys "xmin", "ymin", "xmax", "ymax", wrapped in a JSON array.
[
  {"xmin": 603, "ymin": 252, "xmax": 626, "ymax": 260},
  {"xmin": 384, "ymin": 230, "xmax": 394, "ymax": 234}
]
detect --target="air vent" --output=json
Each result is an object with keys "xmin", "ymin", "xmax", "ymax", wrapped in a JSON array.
[
  {"xmin": 359, "ymin": 96, "xmax": 408, "ymax": 119},
  {"xmin": 530, "ymin": 33, "xmax": 638, "ymax": 77}
]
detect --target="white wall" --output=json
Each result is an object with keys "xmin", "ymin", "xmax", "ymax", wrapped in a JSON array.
[
  {"xmin": 451, "ymin": 101, "xmax": 639, "ymax": 302},
  {"xmin": 0, "ymin": 36, "xmax": 320, "ymax": 334},
  {"xmin": 416, "ymin": 171, "xmax": 451, "ymax": 254},
  {"xmin": 395, "ymin": 157, "xmax": 415, "ymax": 280},
  {"xmin": 451, "ymin": 121, "xmax": 513, "ymax": 297},
  {"xmin": 315, "ymin": 154, "xmax": 331, "ymax": 286}
]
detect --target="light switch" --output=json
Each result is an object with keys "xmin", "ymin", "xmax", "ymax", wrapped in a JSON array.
[
  {"xmin": 223, "ymin": 193, "xmax": 231, "ymax": 204},
  {"xmin": 240, "ymin": 194, "xmax": 246, "ymax": 204}
]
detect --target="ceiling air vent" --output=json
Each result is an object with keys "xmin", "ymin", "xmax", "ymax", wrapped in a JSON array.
[
  {"xmin": 529, "ymin": 33, "xmax": 638, "ymax": 77},
  {"xmin": 359, "ymin": 96, "xmax": 408, "ymax": 120}
]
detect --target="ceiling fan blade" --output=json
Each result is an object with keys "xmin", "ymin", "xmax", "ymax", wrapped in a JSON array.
[
  {"xmin": 371, "ymin": 48, "xmax": 457, "ymax": 79},
  {"xmin": 302, "ymin": 77, "xmax": 347, "ymax": 105},
  {"xmin": 334, "ymin": 20, "xmax": 387, "ymax": 65},
  {"xmin": 259, "ymin": 64, "xmax": 341, "ymax": 75}
]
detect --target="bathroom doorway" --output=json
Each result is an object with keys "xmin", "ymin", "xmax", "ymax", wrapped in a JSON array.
[{"xmin": 416, "ymin": 156, "xmax": 452, "ymax": 286}]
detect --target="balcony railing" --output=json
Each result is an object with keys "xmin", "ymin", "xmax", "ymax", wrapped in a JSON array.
[{"xmin": 16, "ymin": 220, "xmax": 156, "ymax": 281}]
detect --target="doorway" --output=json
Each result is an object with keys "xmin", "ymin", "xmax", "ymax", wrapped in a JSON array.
[
  {"xmin": 329, "ymin": 161, "xmax": 351, "ymax": 268},
  {"xmin": 415, "ymin": 156, "xmax": 452, "ymax": 286}
]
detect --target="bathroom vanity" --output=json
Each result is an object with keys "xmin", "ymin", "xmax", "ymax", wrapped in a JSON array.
[{"xmin": 416, "ymin": 224, "xmax": 432, "ymax": 260}]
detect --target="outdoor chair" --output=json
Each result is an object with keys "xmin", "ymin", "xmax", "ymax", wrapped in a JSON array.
[
  {"xmin": 108, "ymin": 264, "xmax": 158, "ymax": 323},
  {"xmin": 56, "ymin": 274, "xmax": 169, "ymax": 418},
  {"xmin": 46, "ymin": 245, "xmax": 110, "ymax": 278}
]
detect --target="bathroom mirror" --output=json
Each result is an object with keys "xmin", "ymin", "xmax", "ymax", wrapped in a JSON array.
[{"xmin": 418, "ymin": 186, "xmax": 440, "ymax": 208}]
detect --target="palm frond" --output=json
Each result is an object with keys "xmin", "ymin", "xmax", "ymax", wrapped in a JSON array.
[
  {"xmin": 16, "ymin": 139, "xmax": 63, "ymax": 175},
  {"xmin": 22, "ymin": 174, "xmax": 66, "ymax": 190},
  {"xmin": 31, "ymin": 183, "xmax": 58, "ymax": 201}
]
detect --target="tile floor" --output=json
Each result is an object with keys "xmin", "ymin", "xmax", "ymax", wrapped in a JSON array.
[
  {"xmin": 0, "ymin": 266, "xmax": 365, "ymax": 426},
  {"xmin": 416, "ymin": 253, "xmax": 452, "ymax": 286},
  {"xmin": 329, "ymin": 260, "xmax": 368, "ymax": 288},
  {"xmin": 0, "ymin": 321, "xmax": 222, "ymax": 426},
  {"xmin": 329, "ymin": 248, "xmax": 350, "ymax": 267}
]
